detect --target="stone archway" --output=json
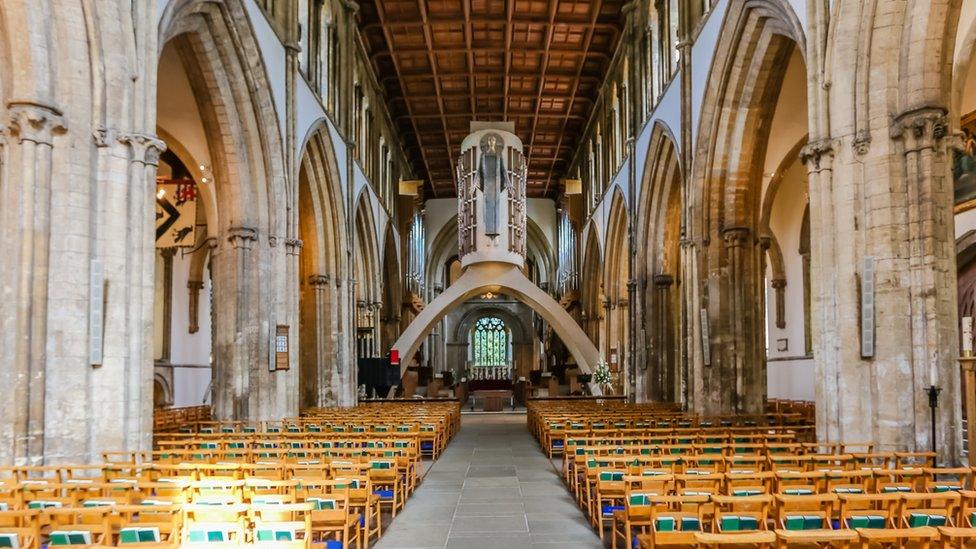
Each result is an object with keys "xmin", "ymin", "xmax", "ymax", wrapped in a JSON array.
[
  {"xmin": 158, "ymin": 0, "xmax": 296, "ymax": 422},
  {"xmin": 687, "ymin": 0, "xmax": 806, "ymax": 414},
  {"xmin": 446, "ymin": 305, "xmax": 534, "ymax": 380},
  {"xmin": 635, "ymin": 123, "xmax": 682, "ymax": 404},
  {"xmin": 391, "ymin": 263, "xmax": 602, "ymax": 393},
  {"xmin": 298, "ymin": 125, "xmax": 348, "ymax": 408}
]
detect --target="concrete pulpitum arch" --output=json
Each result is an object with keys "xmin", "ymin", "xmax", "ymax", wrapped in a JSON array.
[{"xmin": 391, "ymin": 263, "xmax": 603, "ymax": 393}]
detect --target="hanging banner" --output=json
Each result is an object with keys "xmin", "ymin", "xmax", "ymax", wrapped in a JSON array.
[{"xmin": 156, "ymin": 178, "xmax": 197, "ymax": 248}]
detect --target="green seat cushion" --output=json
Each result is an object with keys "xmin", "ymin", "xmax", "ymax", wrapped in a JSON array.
[
  {"xmin": 119, "ymin": 527, "xmax": 161, "ymax": 544},
  {"xmin": 784, "ymin": 515, "xmax": 823, "ymax": 530},
  {"xmin": 847, "ymin": 515, "xmax": 886, "ymax": 529},
  {"xmin": 255, "ymin": 528, "xmax": 295, "ymax": 542},
  {"xmin": 49, "ymin": 531, "xmax": 92, "ymax": 546},
  {"xmin": 0, "ymin": 533, "xmax": 19, "ymax": 549}
]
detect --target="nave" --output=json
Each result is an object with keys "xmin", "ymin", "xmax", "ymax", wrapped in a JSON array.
[{"xmin": 377, "ymin": 414, "xmax": 602, "ymax": 549}]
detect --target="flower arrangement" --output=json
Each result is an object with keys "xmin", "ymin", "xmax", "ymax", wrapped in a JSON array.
[{"xmin": 592, "ymin": 361, "xmax": 613, "ymax": 386}]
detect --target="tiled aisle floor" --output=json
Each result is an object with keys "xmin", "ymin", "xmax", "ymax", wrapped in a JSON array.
[{"xmin": 376, "ymin": 413, "xmax": 603, "ymax": 548}]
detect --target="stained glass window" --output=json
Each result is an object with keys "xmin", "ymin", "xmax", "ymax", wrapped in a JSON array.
[{"xmin": 472, "ymin": 317, "xmax": 509, "ymax": 366}]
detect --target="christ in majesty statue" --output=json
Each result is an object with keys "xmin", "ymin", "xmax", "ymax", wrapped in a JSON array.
[{"xmin": 478, "ymin": 132, "xmax": 509, "ymax": 237}]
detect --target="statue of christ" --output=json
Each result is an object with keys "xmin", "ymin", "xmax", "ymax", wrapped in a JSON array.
[{"xmin": 478, "ymin": 133, "xmax": 509, "ymax": 237}]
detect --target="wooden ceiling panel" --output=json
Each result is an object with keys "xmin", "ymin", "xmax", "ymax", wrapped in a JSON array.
[{"xmin": 358, "ymin": 0, "xmax": 623, "ymax": 198}]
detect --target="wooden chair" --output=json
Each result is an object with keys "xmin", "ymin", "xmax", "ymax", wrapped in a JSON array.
[
  {"xmin": 180, "ymin": 503, "xmax": 247, "ymax": 546},
  {"xmin": 711, "ymin": 495, "xmax": 771, "ymax": 533},
  {"xmin": 773, "ymin": 528, "xmax": 858, "ymax": 548},
  {"xmin": 855, "ymin": 525, "xmax": 940, "ymax": 548},
  {"xmin": 635, "ymin": 495, "xmax": 709, "ymax": 547},
  {"xmin": 114, "ymin": 504, "xmax": 181, "ymax": 546},
  {"xmin": 0, "ymin": 510, "xmax": 40, "ymax": 549},
  {"xmin": 250, "ymin": 503, "xmax": 312, "ymax": 548},
  {"xmin": 693, "ymin": 530, "xmax": 776, "ymax": 547},
  {"xmin": 43, "ymin": 507, "xmax": 112, "ymax": 546}
]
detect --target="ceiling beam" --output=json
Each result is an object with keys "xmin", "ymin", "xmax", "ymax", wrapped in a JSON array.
[
  {"xmin": 544, "ymin": 0, "xmax": 603, "ymax": 196},
  {"xmin": 374, "ymin": 0, "xmax": 437, "ymax": 197},
  {"xmin": 525, "ymin": 0, "xmax": 560, "ymax": 186}
]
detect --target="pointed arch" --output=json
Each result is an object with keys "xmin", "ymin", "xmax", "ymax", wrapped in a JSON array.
[
  {"xmin": 297, "ymin": 124, "xmax": 346, "ymax": 408},
  {"xmin": 580, "ymin": 223, "xmax": 604, "ymax": 351},
  {"xmin": 687, "ymin": 0, "xmax": 806, "ymax": 414},
  {"xmin": 635, "ymin": 123, "xmax": 682, "ymax": 402},
  {"xmin": 157, "ymin": 0, "xmax": 293, "ymax": 421}
]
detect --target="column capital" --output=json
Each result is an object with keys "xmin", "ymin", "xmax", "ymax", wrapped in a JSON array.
[
  {"xmin": 227, "ymin": 226, "xmax": 258, "ymax": 250},
  {"xmin": 653, "ymin": 273, "xmax": 674, "ymax": 288},
  {"xmin": 770, "ymin": 278, "xmax": 787, "ymax": 290},
  {"xmin": 800, "ymin": 138, "xmax": 836, "ymax": 170},
  {"xmin": 118, "ymin": 132, "xmax": 167, "ymax": 166},
  {"xmin": 308, "ymin": 274, "xmax": 331, "ymax": 286},
  {"xmin": 187, "ymin": 280, "xmax": 205, "ymax": 291},
  {"xmin": 890, "ymin": 105, "xmax": 949, "ymax": 152},
  {"xmin": 285, "ymin": 238, "xmax": 303, "ymax": 256},
  {"xmin": 7, "ymin": 101, "xmax": 66, "ymax": 145},
  {"xmin": 722, "ymin": 226, "xmax": 751, "ymax": 248}
]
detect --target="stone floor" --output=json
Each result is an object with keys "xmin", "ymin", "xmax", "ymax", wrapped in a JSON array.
[{"xmin": 376, "ymin": 413, "xmax": 603, "ymax": 548}]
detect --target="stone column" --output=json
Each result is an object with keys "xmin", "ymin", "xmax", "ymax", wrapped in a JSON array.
[
  {"xmin": 2, "ymin": 102, "xmax": 65, "ymax": 465},
  {"xmin": 212, "ymin": 226, "xmax": 257, "ymax": 420},
  {"xmin": 721, "ymin": 226, "xmax": 766, "ymax": 414},
  {"xmin": 652, "ymin": 274, "xmax": 674, "ymax": 402},
  {"xmin": 306, "ymin": 274, "xmax": 332, "ymax": 407},
  {"xmin": 116, "ymin": 131, "xmax": 166, "ymax": 456},
  {"xmin": 187, "ymin": 280, "xmax": 205, "ymax": 334}
]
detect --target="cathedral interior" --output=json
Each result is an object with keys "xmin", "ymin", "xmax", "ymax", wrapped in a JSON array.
[{"xmin": 4, "ymin": 0, "xmax": 976, "ymax": 547}]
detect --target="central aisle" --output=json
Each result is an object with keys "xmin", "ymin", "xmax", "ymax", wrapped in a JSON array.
[{"xmin": 377, "ymin": 413, "xmax": 603, "ymax": 548}]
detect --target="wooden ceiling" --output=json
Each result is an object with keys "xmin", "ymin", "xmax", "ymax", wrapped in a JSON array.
[{"xmin": 357, "ymin": 0, "xmax": 624, "ymax": 198}]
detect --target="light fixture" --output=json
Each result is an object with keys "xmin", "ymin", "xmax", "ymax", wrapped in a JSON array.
[
  {"xmin": 482, "ymin": 291, "xmax": 494, "ymax": 300},
  {"xmin": 201, "ymin": 177, "xmax": 208, "ymax": 183},
  {"xmin": 156, "ymin": 188, "xmax": 166, "ymax": 199}
]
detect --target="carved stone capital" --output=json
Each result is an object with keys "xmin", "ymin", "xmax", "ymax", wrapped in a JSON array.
[
  {"xmin": 653, "ymin": 274, "xmax": 674, "ymax": 288},
  {"xmin": 722, "ymin": 227, "xmax": 751, "ymax": 248},
  {"xmin": 800, "ymin": 138, "xmax": 835, "ymax": 170},
  {"xmin": 770, "ymin": 278, "xmax": 787, "ymax": 290},
  {"xmin": 757, "ymin": 235, "xmax": 772, "ymax": 251},
  {"xmin": 852, "ymin": 129, "xmax": 872, "ymax": 156},
  {"xmin": 118, "ymin": 132, "xmax": 167, "ymax": 166},
  {"xmin": 227, "ymin": 226, "xmax": 258, "ymax": 250},
  {"xmin": 890, "ymin": 105, "xmax": 949, "ymax": 152},
  {"xmin": 187, "ymin": 280, "xmax": 205, "ymax": 291},
  {"xmin": 93, "ymin": 125, "xmax": 113, "ymax": 148},
  {"xmin": 308, "ymin": 274, "xmax": 331, "ymax": 287},
  {"xmin": 204, "ymin": 236, "xmax": 219, "ymax": 250},
  {"xmin": 285, "ymin": 238, "xmax": 303, "ymax": 256},
  {"xmin": 7, "ymin": 101, "xmax": 66, "ymax": 145}
]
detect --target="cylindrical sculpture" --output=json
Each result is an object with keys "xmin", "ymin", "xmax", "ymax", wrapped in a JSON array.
[{"xmin": 456, "ymin": 124, "xmax": 527, "ymax": 268}]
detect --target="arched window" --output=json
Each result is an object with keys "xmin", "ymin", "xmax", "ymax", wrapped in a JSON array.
[{"xmin": 471, "ymin": 317, "xmax": 510, "ymax": 366}]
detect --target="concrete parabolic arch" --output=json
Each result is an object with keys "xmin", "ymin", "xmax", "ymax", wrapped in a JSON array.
[{"xmin": 391, "ymin": 262, "xmax": 603, "ymax": 394}]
